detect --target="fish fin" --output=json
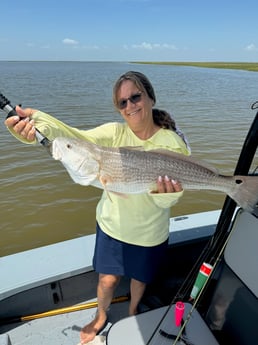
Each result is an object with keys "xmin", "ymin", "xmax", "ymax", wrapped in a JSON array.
[
  {"xmin": 99, "ymin": 175, "xmax": 128, "ymax": 200},
  {"xmin": 229, "ymin": 175, "xmax": 258, "ymax": 213},
  {"xmin": 106, "ymin": 190, "xmax": 113, "ymax": 202},
  {"xmin": 99, "ymin": 175, "xmax": 113, "ymax": 202}
]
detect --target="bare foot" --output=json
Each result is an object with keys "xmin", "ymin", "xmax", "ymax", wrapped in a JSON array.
[{"xmin": 80, "ymin": 313, "xmax": 107, "ymax": 344}]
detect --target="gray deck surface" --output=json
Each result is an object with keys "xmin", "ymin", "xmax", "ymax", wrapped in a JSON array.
[{"xmin": 2, "ymin": 298, "xmax": 130, "ymax": 345}]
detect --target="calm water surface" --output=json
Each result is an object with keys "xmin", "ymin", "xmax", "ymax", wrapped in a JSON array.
[{"xmin": 0, "ymin": 61, "xmax": 257, "ymax": 256}]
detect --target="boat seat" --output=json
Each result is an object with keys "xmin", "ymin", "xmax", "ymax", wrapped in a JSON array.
[
  {"xmin": 0, "ymin": 234, "xmax": 95, "ymax": 301},
  {"xmin": 107, "ymin": 302, "xmax": 219, "ymax": 345},
  {"xmin": 205, "ymin": 209, "xmax": 258, "ymax": 344}
]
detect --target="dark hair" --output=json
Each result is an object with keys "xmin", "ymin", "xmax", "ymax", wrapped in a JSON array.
[
  {"xmin": 113, "ymin": 71, "xmax": 176, "ymax": 131},
  {"xmin": 152, "ymin": 108, "xmax": 176, "ymax": 131}
]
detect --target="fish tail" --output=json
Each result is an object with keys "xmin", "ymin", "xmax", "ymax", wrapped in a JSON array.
[{"xmin": 229, "ymin": 175, "xmax": 258, "ymax": 213}]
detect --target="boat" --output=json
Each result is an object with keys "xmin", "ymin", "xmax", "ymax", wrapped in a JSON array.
[{"xmin": 0, "ymin": 102, "xmax": 258, "ymax": 345}]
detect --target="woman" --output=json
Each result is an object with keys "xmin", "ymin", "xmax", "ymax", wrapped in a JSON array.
[{"xmin": 5, "ymin": 71, "xmax": 190, "ymax": 344}]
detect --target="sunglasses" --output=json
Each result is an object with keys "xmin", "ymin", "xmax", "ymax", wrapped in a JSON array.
[{"xmin": 117, "ymin": 92, "xmax": 142, "ymax": 110}]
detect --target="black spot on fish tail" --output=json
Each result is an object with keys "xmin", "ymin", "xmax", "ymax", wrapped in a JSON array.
[{"xmin": 229, "ymin": 175, "xmax": 258, "ymax": 213}]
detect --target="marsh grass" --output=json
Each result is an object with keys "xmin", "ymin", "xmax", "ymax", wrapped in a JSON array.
[{"xmin": 132, "ymin": 61, "xmax": 258, "ymax": 72}]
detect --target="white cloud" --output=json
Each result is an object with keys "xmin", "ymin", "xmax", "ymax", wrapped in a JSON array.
[
  {"xmin": 62, "ymin": 38, "xmax": 79, "ymax": 45},
  {"xmin": 245, "ymin": 43, "xmax": 258, "ymax": 51},
  {"xmin": 130, "ymin": 42, "xmax": 177, "ymax": 50}
]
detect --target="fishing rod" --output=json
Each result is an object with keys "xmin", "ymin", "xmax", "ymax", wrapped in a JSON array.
[
  {"xmin": 0, "ymin": 92, "xmax": 51, "ymax": 150},
  {"xmin": 177, "ymin": 101, "xmax": 258, "ymax": 302},
  {"xmin": 170, "ymin": 212, "xmax": 244, "ymax": 345},
  {"xmin": 147, "ymin": 102, "xmax": 258, "ymax": 345}
]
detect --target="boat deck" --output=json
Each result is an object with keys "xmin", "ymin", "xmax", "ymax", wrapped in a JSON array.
[
  {"xmin": 0, "ymin": 285, "xmax": 130, "ymax": 345},
  {"xmin": 0, "ymin": 210, "xmax": 221, "ymax": 345}
]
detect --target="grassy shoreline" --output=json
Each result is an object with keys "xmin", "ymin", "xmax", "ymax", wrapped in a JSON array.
[{"xmin": 131, "ymin": 61, "xmax": 258, "ymax": 72}]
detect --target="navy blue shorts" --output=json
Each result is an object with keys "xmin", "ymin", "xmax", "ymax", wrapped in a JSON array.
[{"xmin": 93, "ymin": 223, "xmax": 168, "ymax": 284}]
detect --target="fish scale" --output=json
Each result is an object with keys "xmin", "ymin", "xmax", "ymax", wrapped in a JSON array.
[
  {"xmin": 101, "ymin": 147, "xmax": 222, "ymax": 190},
  {"xmin": 51, "ymin": 137, "xmax": 258, "ymax": 214}
]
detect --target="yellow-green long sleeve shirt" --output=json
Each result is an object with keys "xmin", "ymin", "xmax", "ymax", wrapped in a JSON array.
[{"xmin": 9, "ymin": 111, "xmax": 190, "ymax": 246}]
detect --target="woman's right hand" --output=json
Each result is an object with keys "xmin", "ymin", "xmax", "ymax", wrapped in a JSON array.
[{"xmin": 5, "ymin": 106, "xmax": 37, "ymax": 141}]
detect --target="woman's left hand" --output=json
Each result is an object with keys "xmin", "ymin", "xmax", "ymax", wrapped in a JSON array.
[{"xmin": 155, "ymin": 176, "xmax": 182, "ymax": 193}]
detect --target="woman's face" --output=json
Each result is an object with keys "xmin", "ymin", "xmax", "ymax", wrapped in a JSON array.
[{"xmin": 116, "ymin": 80, "xmax": 154, "ymax": 129}]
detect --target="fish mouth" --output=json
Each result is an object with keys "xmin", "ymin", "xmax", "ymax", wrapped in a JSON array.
[{"xmin": 51, "ymin": 141, "xmax": 63, "ymax": 161}]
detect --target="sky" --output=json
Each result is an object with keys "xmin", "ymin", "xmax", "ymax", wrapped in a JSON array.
[{"xmin": 0, "ymin": 0, "xmax": 258, "ymax": 62}]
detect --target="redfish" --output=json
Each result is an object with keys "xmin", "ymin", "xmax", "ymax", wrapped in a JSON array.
[{"xmin": 51, "ymin": 137, "xmax": 258, "ymax": 213}]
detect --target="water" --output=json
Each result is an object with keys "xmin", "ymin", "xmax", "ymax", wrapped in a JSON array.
[{"xmin": 0, "ymin": 61, "xmax": 257, "ymax": 256}]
